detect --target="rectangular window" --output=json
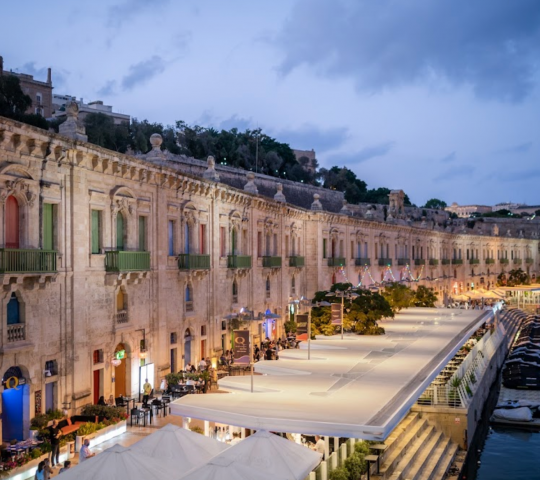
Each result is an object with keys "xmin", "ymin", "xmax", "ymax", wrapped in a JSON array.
[
  {"xmin": 339, "ymin": 240, "xmax": 344, "ymax": 257},
  {"xmin": 184, "ymin": 223, "xmax": 190, "ymax": 254},
  {"xmin": 200, "ymin": 224, "xmax": 206, "ymax": 254},
  {"xmin": 91, "ymin": 210, "xmax": 101, "ymax": 254},
  {"xmin": 138, "ymin": 216, "xmax": 146, "ymax": 251},
  {"xmin": 323, "ymin": 238, "xmax": 327, "ymax": 259},
  {"xmin": 168, "ymin": 220, "xmax": 175, "ymax": 256},
  {"xmin": 364, "ymin": 242, "xmax": 368, "ymax": 257},
  {"xmin": 351, "ymin": 241, "xmax": 354, "ymax": 259},
  {"xmin": 43, "ymin": 203, "xmax": 54, "ymax": 250},
  {"xmin": 285, "ymin": 235, "xmax": 290, "ymax": 257},
  {"xmin": 257, "ymin": 232, "xmax": 262, "ymax": 257},
  {"xmin": 273, "ymin": 233, "xmax": 278, "ymax": 256},
  {"xmin": 170, "ymin": 348, "xmax": 177, "ymax": 373},
  {"xmin": 220, "ymin": 227, "xmax": 226, "ymax": 257}
]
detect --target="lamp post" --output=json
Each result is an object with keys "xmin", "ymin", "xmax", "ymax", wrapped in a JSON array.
[{"xmin": 325, "ymin": 289, "xmax": 359, "ymax": 339}]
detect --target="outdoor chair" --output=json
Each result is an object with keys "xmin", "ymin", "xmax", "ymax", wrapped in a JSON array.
[
  {"xmin": 115, "ymin": 397, "xmax": 127, "ymax": 407},
  {"xmin": 130, "ymin": 408, "xmax": 146, "ymax": 427}
]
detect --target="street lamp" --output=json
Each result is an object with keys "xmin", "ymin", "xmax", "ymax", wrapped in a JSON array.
[
  {"xmin": 325, "ymin": 289, "xmax": 359, "ymax": 339},
  {"xmin": 299, "ymin": 298, "xmax": 330, "ymax": 360}
]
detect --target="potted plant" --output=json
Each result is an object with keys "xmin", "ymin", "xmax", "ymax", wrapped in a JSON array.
[{"xmin": 449, "ymin": 376, "xmax": 462, "ymax": 407}]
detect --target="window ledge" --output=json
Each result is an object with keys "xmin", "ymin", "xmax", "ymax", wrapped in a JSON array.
[{"xmin": 0, "ymin": 341, "xmax": 35, "ymax": 354}]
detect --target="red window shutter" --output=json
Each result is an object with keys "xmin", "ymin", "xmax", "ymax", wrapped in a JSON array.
[{"xmin": 5, "ymin": 196, "xmax": 19, "ymax": 249}]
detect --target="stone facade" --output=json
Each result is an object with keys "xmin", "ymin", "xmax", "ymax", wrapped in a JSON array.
[{"xmin": 0, "ymin": 115, "xmax": 538, "ymax": 442}]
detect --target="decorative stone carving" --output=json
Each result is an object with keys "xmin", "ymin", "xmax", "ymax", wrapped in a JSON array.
[
  {"xmin": 311, "ymin": 194, "xmax": 322, "ymax": 211},
  {"xmin": 274, "ymin": 183, "xmax": 286, "ymax": 203},
  {"xmin": 59, "ymin": 102, "xmax": 88, "ymax": 142},
  {"xmin": 244, "ymin": 172, "xmax": 258, "ymax": 194},
  {"xmin": 203, "ymin": 156, "xmax": 220, "ymax": 182},
  {"xmin": 492, "ymin": 224, "xmax": 499, "ymax": 236},
  {"xmin": 111, "ymin": 197, "xmax": 134, "ymax": 216},
  {"xmin": 146, "ymin": 133, "xmax": 165, "ymax": 161},
  {"xmin": 0, "ymin": 179, "xmax": 35, "ymax": 206},
  {"xmin": 365, "ymin": 207, "xmax": 374, "ymax": 219}
]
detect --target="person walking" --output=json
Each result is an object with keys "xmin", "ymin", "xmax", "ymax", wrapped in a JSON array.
[
  {"xmin": 142, "ymin": 378, "xmax": 152, "ymax": 405},
  {"xmin": 49, "ymin": 420, "xmax": 61, "ymax": 467},
  {"xmin": 79, "ymin": 439, "xmax": 95, "ymax": 463}
]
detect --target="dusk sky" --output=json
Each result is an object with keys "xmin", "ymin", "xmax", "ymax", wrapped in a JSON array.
[{"xmin": 2, "ymin": 0, "xmax": 539, "ymax": 207}]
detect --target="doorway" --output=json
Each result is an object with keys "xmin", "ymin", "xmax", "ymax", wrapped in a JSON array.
[
  {"xmin": 114, "ymin": 343, "xmax": 128, "ymax": 397},
  {"xmin": 45, "ymin": 382, "xmax": 57, "ymax": 413},
  {"xmin": 184, "ymin": 330, "xmax": 192, "ymax": 367},
  {"xmin": 2, "ymin": 366, "xmax": 30, "ymax": 441},
  {"xmin": 93, "ymin": 369, "xmax": 103, "ymax": 405}
]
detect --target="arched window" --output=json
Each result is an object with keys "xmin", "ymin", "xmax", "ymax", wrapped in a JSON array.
[
  {"xmin": 7, "ymin": 293, "xmax": 20, "ymax": 325},
  {"xmin": 116, "ymin": 212, "xmax": 125, "ymax": 250},
  {"xmin": 5, "ymin": 196, "xmax": 20, "ymax": 249},
  {"xmin": 265, "ymin": 277, "xmax": 271, "ymax": 298},
  {"xmin": 185, "ymin": 284, "xmax": 194, "ymax": 311},
  {"xmin": 232, "ymin": 280, "xmax": 238, "ymax": 303}
]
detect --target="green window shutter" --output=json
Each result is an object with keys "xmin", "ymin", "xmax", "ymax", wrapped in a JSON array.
[
  {"xmin": 43, "ymin": 203, "xmax": 54, "ymax": 250},
  {"xmin": 116, "ymin": 213, "xmax": 124, "ymax": 251},
  {"xmin": 91, "ymin": 210, "xmax": 100, "ymax": 254},
  {"xmin": 139, "ymin": 216, "xmax": 146, "ymax": 251}
]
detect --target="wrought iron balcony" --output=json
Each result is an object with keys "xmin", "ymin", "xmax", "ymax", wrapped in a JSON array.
[
  {"xmin": 355, "ymin": 258, "xmax": 370, "ymax": 266},
  {"xmin": 415, "ymin": 259, "xmax": 426, "ymax": 266},
  {"xmin": 469, "ymin": 258, "xmax": 480, "ymax": 265},
  {"xmin": 7, "ymin": 323, "xmax": 25, "ymax": 343},
  {"xmin": 525, "ymin": 258, "xmax": 534, "ymax": 264},
  {"xmin": 178, "ymin": 254, "xmax": 210, "ymax": 270},
  {"xmin": 441, "ymin": 259, "xmax": 451, "ymax": 265},
  {"xmin": 227, "ymin": 255, "xmax": 252, "ymax": 269},
  {"xmin": 513, "ymin": 258, "xmax": 522, "ymax": 265},
  {"xmin": 485, "ymin": 258, "xmax": 495, "ymax": 264},
  {"xmin": 328, "ymin": 257, "xmax": 346, "ymax": 267},
  {"xmin": 0, "ymin": 249, "xmax": 57, "ymax": 274},
  {"xmin": 105, "ymin": 251, "xmax": 150, "ymax": 272},
  {"xmin": 429, "ymin": 259, "xmax": 439, "ymax": 266},
  {"xmin": 116, "ymin": 310, "xmax": 128, "ymax": 324},
  {"xmin": 263, "ymin": 256, "xmax": 282, "ymax": 268},
  {"xmin": 397, "ymin": 258, "xmax": 410, "ymax": 266},
  {"xmin": 289, "ymin": 256, "xmax": 305, "ymax": 267},
  {"xmin": 378, "ymin": 258, "xmax": 392, "ymax": 267},
  {"xmin": 500, "ymin": 258, "xmax": 509, "ymax": 265},
  {"xmin": 452, "ymin": 259, "xmax": 463, "ymax": 265}
]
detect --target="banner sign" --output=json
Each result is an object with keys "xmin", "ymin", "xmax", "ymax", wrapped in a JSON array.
[
  {"xmin": 331, "ymin": 303, "xmax": 343, "ymax": 325},
  {"xmin": 233, "ymin": 330, "xmax": 251, "ymax": 364},
  {"xmin": 296, "ymin": 314, "xmax": 309, "ymax": 341}
]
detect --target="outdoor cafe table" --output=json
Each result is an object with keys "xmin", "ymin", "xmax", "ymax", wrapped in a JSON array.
[{"xmin": 123, "ymin": 397, "xmax": 136, "ymax": 417}]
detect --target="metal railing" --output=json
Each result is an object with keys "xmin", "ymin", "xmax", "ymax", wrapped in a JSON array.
[
  {"xmin": 469, "ymin": 258, "xmax": 480, "ymax": 264},
  {"xmin": 328, "ymin": 257, "xmax": 346, "ymax": 267},
  {"xmin": 116, "ymin": 310, "xmax": 128, "ymax": 324},
  {"xmin": 485, "ymin": 258, "xmax": 495, "ymax": 264},
  {"xmin": 0, "ymin": 249, "xmax": 57, "ymax": 273},
  {"xmin": 177, "ymin": 254, "xmax": 210, "ymax": 270},
  {"xmin": 355, "ymin": 258, "xmax": 370, "ymax": 266},
  {"xmin": 500, "ymin": 258, "xmax": 509, "ymax": 265},
  {"xmin": 378, "ymin": 258, "xmax": 392, "ymax": 266},
  {"xmin": 452, "ymin": 258, "xmax": 463, "ymax": 265},
  {"xmin": 397, "ymin": 258, "xmax": 410, "ymax": 266},
  {"xmin": 105, "ymin": 251, "xmax": 150, "ymax": 272},
  {"xmin": 415, "ymin": 258, "xmax": 426, "ymax": 266},
  {"xmin": 7, "ymin": 323, "xmax": 25, "ymax": 342},
  {"xmin": 262, "ymin": 256, "xmax": 282, "ymax": 268},
  {"xmin": 227, "ymin": 255, "xmax": 252, "ymax": 269},
  {"xmin": 289, "ymin": 256, "xmax": 305, "ymax": 267},
  {"xmin": 429, "ymin": 259, "xmax": 439, "ymax": 266},
  {"xmin": 441, "ymin": 259, "xmax": 451, "ymax": 265},
  {"xmin": 525, "ymin": 258, "xmax": 534, "ymax": 264},
  {"xmin": 513, "ymin": 258, "xmax": 522, "ymax": 265}
]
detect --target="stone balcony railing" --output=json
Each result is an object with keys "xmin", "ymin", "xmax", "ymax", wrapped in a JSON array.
[
  {"xmin": 116, "ymin": 310, "xmax": 128, "ymax": 324},
  {"xmin": 177, "ymin": 254, "xmax": 210, "ymax": 270},
  {"xmin": 105, "ymin": 251, "xmax": 150, "ymax": 272},
  {"xmin": 7, "ymin": 323, "xmax": 26, "ymax": 342}
]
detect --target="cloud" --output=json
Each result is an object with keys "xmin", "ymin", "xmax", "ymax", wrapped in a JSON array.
[
  {"xmin": 121, "ymin": 56, "xmax": 166, "ymax": 91},
  {"xmin": 17, "ymin": 62, "xmax": 68, "ymax": 89},
  {"xmin": 495, "ymin": 141, "xmax": 532, "ymax": 154},
  {"xmin": 433, "ymin": 165, "xmax": 475, "ymax": 182},
  {"xmin": 97, "ymin": 80, "xmax": 117, "ymax": 97},
  {"xmin": 441, "ymin": 151, "xmax": 456, "ymax": 163},
  {"xmin": 107, "ymin": 0, "xmax": 170, "ymax": 27},
  {"xmin": 218, "ymin": 115, "xmax": 254, "ymax": 131},
  {"xmin": 274, "ymin": 0, "xmax": 540, "ymax": 102},
  {"xmin": 324, "ymin": 141, "xmax": 395, "ymax": 165},
  {"xmin": 273, "ymin": 124, "xmax": 349, "ymax": 152}
]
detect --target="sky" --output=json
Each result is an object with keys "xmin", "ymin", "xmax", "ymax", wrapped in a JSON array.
[{"xmin": 2, "ymin": 0, "xmax": 540, "ymax": 207}]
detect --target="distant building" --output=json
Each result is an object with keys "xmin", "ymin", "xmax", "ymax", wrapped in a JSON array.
[
  {"xmin": 293, "ymin": 148, "xmax": 317, "ymax": 174},
  {"xmin": 493, "ymin": 202, "xmax": 524, "ymax": 212},
  {"xmin": 445, "ymin": 202, "xmax": 492, "ymax": 218},
  {"xmin": 53, "ymin": 96, "xmax": 130, "ymax": 125},
  {"xmin": 0, "ymin": 55, "xmax": 53, "ymax": 117}
]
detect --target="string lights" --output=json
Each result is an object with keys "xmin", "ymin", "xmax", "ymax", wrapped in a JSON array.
[{"xmin": 405, "ymin": 264, "xmax": 425, "ymax": 282}]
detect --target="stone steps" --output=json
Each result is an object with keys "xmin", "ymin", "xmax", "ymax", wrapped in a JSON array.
[
  {"xmin": 403, "ymin": 429, "xmax": 443, "ymax": 480},
  {"xmin": 424, "ymin": 439, "xmax": 458, "ymax": 480}
]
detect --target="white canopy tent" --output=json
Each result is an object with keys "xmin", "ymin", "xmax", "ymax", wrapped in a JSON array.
[
  {"xmin": 130, "ymin": 423, "xmax": 228, "ymax": 470},
  {"xmin": 58, "ymin": 444, "xmax": 178, "ymax": 480},
  {"xmin": 219, "ymin": 430, "xmax": 322, "ymax": 480},
  {"xmin": 179, "ymin": 454, "xmax": 290, "ymax": 480}
]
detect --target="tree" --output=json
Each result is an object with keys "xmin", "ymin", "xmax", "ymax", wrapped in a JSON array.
[
  {"xmin": 413, "ymin": 285, "xmax": 438, "ymax": 307},
  {"xmin": 382, "ymin": 283, "xmax": 414, "ymax": 311},
  {"xmin": 498, "ymin": 268, "xmax": 530, "ymax": 287},
  {"xmin": 84, "ymin": 113, "xmax": 130, "ymax": 152},
  {"xmin": 423, "ymin": 198, "xmax": 447, "ymax": 209},
  {"xmin": 0, "ymin": 75, "xmax": 31, "ymax": 116}
]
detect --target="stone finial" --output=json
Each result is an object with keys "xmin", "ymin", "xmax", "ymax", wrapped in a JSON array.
[
  {"xmin": 506, "ymin": 229, "xmax": 512, "ymax": 237},
  {"xmin": 274, "ymin": 183, "xmax": 286, "ymax": 203},
  {"xmin": 146, "ymin": 133, "xmax": 165, "ymax": 161},
  {"xmin": 492, "ymin": 224, "xmax": 499, "ymax": 236},
  {"xmin": 519, "ymin": 230, "xmax": 524, "ymax": 238},
  {"xmin": 340, "ymin": 199, "xmax": 351, "ymax": 215},
  {"xmin": 203, "ymin": 155, "xmax": 220, "ymax": 182},
  {"xmin": 59, "ymin": 101, "xmax": 88, "ymax": 142},
  {"xmin": 311, "ymin": 193, "xmax": 323, "ymax": 211},
  {"xmin": 365, "ymin": 207, "xmax": 374, "ymax": 218},
  {"xmin": 244, "ymin": 172, "xmax": 258, "ymax": 194},
  {"xmin": 386, "ymin": 212, "xmax": 394, "ymax": 222},
  {"xmin": 420, "ymin": 216, "xmax": 427, "ymax": 227}
]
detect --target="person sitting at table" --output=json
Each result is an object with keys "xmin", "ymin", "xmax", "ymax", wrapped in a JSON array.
[
  {"xmin": 79, "ymin": 439, "xmax": 95, "ymax": 463},
  {"xmin": 107, "ymin": 394, "xmax": 115, "ymax": 406},
  {"xmin": 97, "ymin": 395, "xmax": 106, "ymax": 406},
  {"xmin": 219, "ymin": 353, "xmax": 227, "ymax": 365},
  {"xmin": 265, "ymin": 346, "xmax": 273, "ymax": 360}
]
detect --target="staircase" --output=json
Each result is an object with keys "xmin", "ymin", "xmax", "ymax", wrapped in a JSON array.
[{"xmin": 372, "ymin": 412, "xmax": 458, "ymax": 480}]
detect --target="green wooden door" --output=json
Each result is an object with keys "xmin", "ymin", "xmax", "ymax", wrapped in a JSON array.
[
  {"xmin": 43, "ymin": 204, "xmax": 54, "ymax": 250},
  {"xmin": 138, "ymin": 216, "xmax": 146, "ymax": 251},
  {"xmin": 116, "ymin": 213, "xmax": 124, "ymax": 251},
  {"xmin": 91, "ymin": 210, "xmax": 100, "ymax": 254}
]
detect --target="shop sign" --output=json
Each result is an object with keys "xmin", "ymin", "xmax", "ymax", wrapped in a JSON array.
[
  {"xmin": 296, "ymin": 314, "xmax": 308, "ymax": 341},
  {"xmin": 331, "ymin": 303, "xmax": 343, "ymax": 325},
  {"xmin": 115, "ymin": 349, "xmax": 126, "ymax": 360},
  {"xmin": 233, "ymin": 330, "xmax": 250, "ymax": 365}
]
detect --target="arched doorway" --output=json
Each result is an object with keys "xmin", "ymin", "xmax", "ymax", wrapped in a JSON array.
[
  {"xmin": 5, "ymin": 196, "xmax": 20, "ymax": 249},
  {"xmin": 2, "ymin": 366, "xmax": 30, "ymax": 441},
  {"xmin": 184, "ymin": 329, "xmax": 192, "ymax": 367},
  {"xmin": 113, "ymin": 343, "xmax": 128, "ymax": 397}
]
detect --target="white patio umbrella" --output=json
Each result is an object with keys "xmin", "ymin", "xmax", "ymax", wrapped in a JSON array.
[
  {"xmin": 179, "ymin": 453, "xmax": 290, "ymax": 480},
  {"xmin": 58, "ymin": 444, "xmax": 178, "ymax": 480},
  {"xmin": 218, "ymin": 430, "xmax": 322, "ymax": 480},
  {"xmin": 130, "ymin": 423, "xmax": 228, "ymax": 470}
]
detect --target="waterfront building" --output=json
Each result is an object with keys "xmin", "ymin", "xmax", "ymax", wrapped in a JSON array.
[
  {"xmin": 0, "ymin": 113, "xmax": 538, "ymax": 442},
  {"xmin": 445, "ymin": 202, "xmax": 493, "ymax": 218}
]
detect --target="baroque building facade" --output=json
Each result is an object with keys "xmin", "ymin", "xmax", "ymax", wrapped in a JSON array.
[{"xmin": 0, "ymin": 115, "xmax": 538, "ymax": 442}]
